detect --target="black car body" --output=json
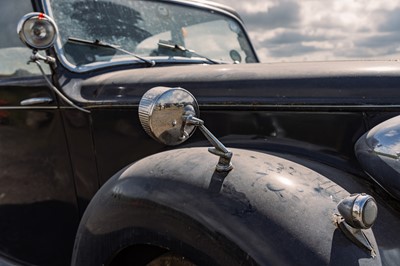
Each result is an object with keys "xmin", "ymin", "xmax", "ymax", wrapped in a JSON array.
[{"xmin": 1, "ymin": 0, "xmax": 400, "ymax": 265}]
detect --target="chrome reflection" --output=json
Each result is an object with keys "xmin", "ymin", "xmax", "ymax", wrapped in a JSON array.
[
  {"xmin": 337, "ymin": 193, "xmax": 377, "ymax": 229},
  {"xmin": 17, "ymin": 12, "xmax": 58, "ymax": 50},
  {"xmin": 139, "ymin": 86, "xmax": 233, "ymax": 172},
  {"xmin": 335, "ymin": 193, "xmax": 378, "ymax": 258},
  {"xmin": 138, "ymin": 86, "xmax": 199, "ymax": 146},
  {"xmin": 355, "ymin": 115, "xmax": 400, "ymax": 200}
]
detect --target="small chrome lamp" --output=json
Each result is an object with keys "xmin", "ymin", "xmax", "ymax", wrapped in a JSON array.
[{"xmin": 17, "ymin": 12, "xmax": 58, "ymax": 50}]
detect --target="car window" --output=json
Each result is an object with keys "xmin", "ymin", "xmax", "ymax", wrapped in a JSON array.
[
  {"xmin": 136, "ymin": 19, "xmax": 253, "ymax": 63},
  {"xmin": 47, "ymin": 0, "xmax": 257, "ymax": 70},
  {"xmin": 0, "ymin": 0, "xmax": 50, "ymax": 79}
]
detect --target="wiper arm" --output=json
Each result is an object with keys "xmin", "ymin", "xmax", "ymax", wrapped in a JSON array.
[
  {"xmin": 158, "ymin": 41, "xmax": 220, "ymax": 64},
  {"xmin": 68, "ymin": 37, "xmax": 155, "ymax": 67}
]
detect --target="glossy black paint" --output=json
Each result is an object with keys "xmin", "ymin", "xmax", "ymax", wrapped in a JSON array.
[
  {"xmin": 2, "ymin": 0, "xmax": 400, "ymax": 265},
  {"xmin": 54, "ymin": 61, "xmax": 400, "ymax": 266},
  {"xmin": 62, "ymin": 61, "xmax": 400, "ymax": 265},
  {"xmin": 2, "ymin": 62, "xmax": 400, "ymax": 266},
  {"xmin": 0, "ymin": 77, "xmax": 80, "ymax": 265},
  {"xmin": 56, "ymin": 61, "xmax": 400, "ymax": 185},
  {"xmin": 60, "ymin": 109, "xmax": 99, "ymax": 214},
  {"xmin": 356, "ymin": 115, "xmax": 400, "ymax": 200}
]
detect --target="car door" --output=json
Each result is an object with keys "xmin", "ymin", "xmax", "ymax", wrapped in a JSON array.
[{"xmin": 0, "ymin": 1, "xmax": 79, "ymax": 265}]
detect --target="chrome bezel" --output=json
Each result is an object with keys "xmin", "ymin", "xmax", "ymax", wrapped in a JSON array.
[
  {"xmin": 17, "ymin": 12, "xmax": 58, "ymax": 50},
  {"xmin": 138, "ymin": 86, "xmax": 200, "ymax": 146},
  {"xmin": 352, "ymin": 194, "xmax": 377, "ymax": 229},
  {"xmin": 41, "ymin": 0, "xmax": 259, "ymax": 73},
  {"xmin": 337, "ymin": 193, "xmax": 378, "ymax": 230}
]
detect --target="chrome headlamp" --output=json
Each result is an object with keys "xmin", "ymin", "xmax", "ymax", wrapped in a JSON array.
[
  {"xmin": 17, "ymin": 12, "xmax": 58, "ymax": 50},
  {"xmin": 337, "ymin": 193, "xmax": 378, "ymax": 229}
]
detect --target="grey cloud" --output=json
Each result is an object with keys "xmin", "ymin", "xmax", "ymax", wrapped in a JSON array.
[
  {"xmin": 346, "ymin": 33, "xmax": 400, "ymax": 58},
  {"xmin": 264, "ymin": 31, "xmax": 329, "ymax": 45},
  {"xmin": 241, "ymin": 1, "xmax": 301, "ymax": 30},
  {"xmin": 332, "ymin": 48, "xmax": 372, "ymax": 58},
  {"xmin": 219, "ymin": 1, "xmax": 400, "ymax": 61},
  {"xmin": 379, "ymin": 8, "xmax": 400, "ymax": 32},
  {"xmin": 268, "ymin": 44, "xmax": 322, "ymax": 57},
  {"xmin": 356, "ymin": 33, "xmax": 400, "ymax": 49},
  {"xmin": 333, "ymin": 47, "xmax": 398, "ymax": 58}
]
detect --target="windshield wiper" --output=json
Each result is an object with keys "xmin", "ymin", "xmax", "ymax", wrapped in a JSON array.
[
  {"xmin": 157, "ymin": 41, "xmax": 220, "ymax": 64},
  {"xmin": 68, "ymin": 37, "xmax": 155, "ymax": 67}
]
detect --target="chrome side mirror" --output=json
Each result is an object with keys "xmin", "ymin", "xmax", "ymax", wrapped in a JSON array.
[
  {"xmin": 139, "ymin": 87, "xmax": 200, "ymax": 146},
  {"xmin": 139, "ymin": 87, "xmax": 233, "ymax": 172},
  {"xmin": 17, "ymin": 12, "xmax": 58, "ymax": 50}
]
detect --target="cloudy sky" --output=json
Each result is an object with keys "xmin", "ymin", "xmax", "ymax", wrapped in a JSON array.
[{"xmin": 211, "ymin": 0, "xmax": 400, "ymax": 62}]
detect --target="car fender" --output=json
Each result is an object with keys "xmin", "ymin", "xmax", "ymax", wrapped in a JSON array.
[
  {"xmin": 72, "ymin": 147, "xmax": 381, "ymax": 265},
  {"xmin": 355, "ymin": 115, "xmax": 400, "ymax": 200}
]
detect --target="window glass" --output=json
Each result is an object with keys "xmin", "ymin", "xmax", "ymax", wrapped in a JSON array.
[
  {"xmin": 48, "ymin": 0, "xmax": 257, "ymax": 69},
  {"xmin": 0, "ymin": 0, "xmax": 50, "ymax": 79}
]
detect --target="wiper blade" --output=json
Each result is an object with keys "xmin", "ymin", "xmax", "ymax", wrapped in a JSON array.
[
  {"xmin": 158, "ymin": 41, "xmax": 220, "ymax": 64},
  {"xmin": 68, "ymin": 37, "xmax": 155, "ymax": 67}
]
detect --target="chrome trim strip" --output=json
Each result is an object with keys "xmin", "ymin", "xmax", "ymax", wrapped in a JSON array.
[
  {"xmin": 41, "ymin": 0, "xmax": 258, "ymax": 73},
  {"xmin": 80, "ymin": 103, "xmax": 400, "ymax": 110},
  {"xmin": 0, "ymin": 106, "xmax": 58, "ymax": 110},
  {"xmin": 0, "ymin": 101, "xmax": 389, "ymax": 111},
  {"xmin": 197, "ymin": 104, "xmax": 400, "ymax": 109}
]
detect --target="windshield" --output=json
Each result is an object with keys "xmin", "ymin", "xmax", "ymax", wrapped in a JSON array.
[{"xmin": 46, "ymin": 0, "xmax": 257, "ymax": 71}]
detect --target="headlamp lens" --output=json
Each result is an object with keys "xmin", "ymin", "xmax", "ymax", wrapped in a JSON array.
[{"xmin": 18, "ymin": 13, "xmax": 57, "ymax": 50}]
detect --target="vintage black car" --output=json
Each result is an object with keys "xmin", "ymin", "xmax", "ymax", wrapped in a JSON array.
[{"xmin": 1, "ymin": 0, "xmax": 400, "ymax": 265}]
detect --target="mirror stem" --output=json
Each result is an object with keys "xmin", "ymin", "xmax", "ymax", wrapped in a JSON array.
[{"xmin": 184, "ymin": 115, "xmax": 233, "ymax": 172}]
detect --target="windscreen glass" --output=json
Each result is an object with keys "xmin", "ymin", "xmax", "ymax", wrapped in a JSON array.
[{"xmin": 47, "ymin": 0, "xmax": 257, "ymax": 68}]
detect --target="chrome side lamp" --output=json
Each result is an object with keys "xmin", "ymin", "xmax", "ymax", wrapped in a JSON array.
[
  {"xmin": 17, "ymin": 12, "xmax": 57, "ymax": 64},
  {"xmin": 17, "ymin": 12, "xmax": 89, "ymax": 113},
  {"xmin": 17, "ymin": 12, "xmax": 58, "ymax": 51},
  {"xmin": 335, "ymin": 193, "xmax": 378, "ymax": 257},
  {"xmin": 338, "ymin": 193, "xmax": 378, "ymax": 230}
]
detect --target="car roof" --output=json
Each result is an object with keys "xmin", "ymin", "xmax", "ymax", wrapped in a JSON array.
[{"xmin": 168, "ymin": 0, "xmax": 242, "ymax": 21}]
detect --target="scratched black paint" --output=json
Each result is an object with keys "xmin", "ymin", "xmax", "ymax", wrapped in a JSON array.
[{"xmin": 72, "ymin": 148, "xmax": 400, "ymax": 265}]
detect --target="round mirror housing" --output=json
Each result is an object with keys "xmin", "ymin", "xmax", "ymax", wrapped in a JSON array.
[
  {"xmin": 17, "ymin": 12, "xmax": 58, "ymax": 50},
  {"xmin": 337, "ymin": 193, "xmax": 378, "ymax": 229},
  {"xmin": 139, "ymin": 87, "xmax": 199, "ymax": 145}
]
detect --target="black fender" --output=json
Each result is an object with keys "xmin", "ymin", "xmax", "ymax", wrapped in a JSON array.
[
  {"xmin": 72, "ymin": 148, "xmax": 381, "ymax": 265},
  {"xmin": 355, "ymin": 115, "xmax": 400, "ymax": 200}
]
